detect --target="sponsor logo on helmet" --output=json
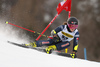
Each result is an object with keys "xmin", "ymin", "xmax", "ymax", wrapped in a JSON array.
[{"xmin": 71, "ymin": 22, "xmax": 78, "ymax": 25}]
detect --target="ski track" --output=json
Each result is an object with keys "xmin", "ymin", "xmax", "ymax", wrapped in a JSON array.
[{"xmin": 0, "ymin": 21, "xmax": 100, "ymax": 67}]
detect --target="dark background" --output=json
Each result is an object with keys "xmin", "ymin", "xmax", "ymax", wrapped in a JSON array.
[{"xmin": 0, "ymin": 0, "xmax": 100, "ymax": 62}]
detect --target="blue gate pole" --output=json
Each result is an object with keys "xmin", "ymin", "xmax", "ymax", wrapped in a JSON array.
[{"xmin": 84, "ymin": 48, "xmax": 87, "ymax": 60}]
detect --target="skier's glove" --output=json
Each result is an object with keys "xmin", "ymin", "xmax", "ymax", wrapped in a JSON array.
[
  {"xmin": 70, "ymin": 52, "xmax": 77, "ymax": 58},
  {"xmin": 51, "ymin": 30, "xmax": 57, "ymax": 36},
  {"xmin": 51, "ymin": 30, "xmax": 60, "ymax": 42},
  {"xmin": 52, "ymin": 36, "xmax": 60, "ymax": 42}
]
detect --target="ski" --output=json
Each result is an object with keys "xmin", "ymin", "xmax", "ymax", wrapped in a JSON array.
[
  {"xmin": 7, "ymin": 41, "xmax": 46, "ymax": 52},
  {"xmin": 8, "ymin": 41, "xmax": 73, "ymax": 58},
  {"xmin": 8, "ymin": 41, "xmax": 30, "ymax": 48},
  {"xmin": 55, "ymin": 51, "xmax": 73, "ymax": 58}
]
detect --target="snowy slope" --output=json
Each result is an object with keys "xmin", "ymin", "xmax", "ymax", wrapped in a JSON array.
[{"xmin": 0, "ymin": 22, "xmax": 100, "ymax": 67}]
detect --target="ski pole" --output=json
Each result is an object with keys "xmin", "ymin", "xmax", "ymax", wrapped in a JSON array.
[
  {"xmin": 5, "ymin": 21, "xmax": 53, "ymax": 39},
  {"xmin": 36, "ymin": 0, "xmax": 71, "ymax": 41}
]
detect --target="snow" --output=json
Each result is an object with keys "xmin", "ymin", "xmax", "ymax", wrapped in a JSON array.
[{"xmin": 0, "ymin": 21, "xmax": 100, "ymax": 67}]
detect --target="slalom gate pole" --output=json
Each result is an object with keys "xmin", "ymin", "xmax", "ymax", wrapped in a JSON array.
[
  {"xmin": 36, "ymin": 14, "xmax": 59, "ymax": 41},
  {"xmin": 5, "ymin": 21, "xmax": 53, "ymax": 39},
  {"xmin": 68, "ymin": 0, "xmax": 72, "ymax": 19},
  {"xmin": 84, "ymin": 48, "xmax": 87, "ymax": 60},
  {"xmin": 68, "ymin": 11, "xmax": 71, "ymax": 19},
  {"xmin": 36, "ymin": 0, "xmax": 71, "ymax": 41}
]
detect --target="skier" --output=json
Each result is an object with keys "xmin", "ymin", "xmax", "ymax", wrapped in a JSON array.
[{"xmin": 25, "ymin": 17, "xmax": 79, "ymax": 58}]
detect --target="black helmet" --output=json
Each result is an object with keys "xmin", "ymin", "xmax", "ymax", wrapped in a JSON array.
[{"xmin": 67, "ymin": 17, "xmax": 78, "ymax": 29}]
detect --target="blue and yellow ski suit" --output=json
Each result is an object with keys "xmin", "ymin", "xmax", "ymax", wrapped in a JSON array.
[{"xmin": 36, "ymin": 25, "xmax": 79, "ymax": 52}]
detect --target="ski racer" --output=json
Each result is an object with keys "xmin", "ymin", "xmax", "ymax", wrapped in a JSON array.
[{"xmin": 25, "ymin": 17, "xmax": 79, "ymax": 58}]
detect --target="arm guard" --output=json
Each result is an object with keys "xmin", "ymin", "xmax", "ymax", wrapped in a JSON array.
[
  {"xmin": 51, "ymin": 25, "xmax": 65, "ymax": 36},
  {"xmin": 54, "ymin": 25, "xmax": 65, "ymax": 33}
]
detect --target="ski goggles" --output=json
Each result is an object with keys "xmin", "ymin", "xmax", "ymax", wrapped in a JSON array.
[{"xmin": 68, "ymin": 24, "xmax": 78, "ymax": 29}]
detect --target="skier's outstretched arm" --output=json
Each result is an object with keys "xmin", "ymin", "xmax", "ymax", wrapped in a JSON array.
[{"xmin": 70, "ymin": 32, "xmax": 79, "ymax": 58}]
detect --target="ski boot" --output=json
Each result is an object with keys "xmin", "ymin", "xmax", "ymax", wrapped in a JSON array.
[
  {"xmin": 70, "ymin": 51, "xmax": 77, "ymax": 58},
  {"xmin": 24, "ymin": 42, "xmax": 37, "ymax": 48},
  {"xmin": 44, "ymin": 45, "xmax": 57, "ymax": 54}
]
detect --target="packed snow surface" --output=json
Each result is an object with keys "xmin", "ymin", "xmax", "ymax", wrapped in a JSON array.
[{"xmin": 0, "ymin": 22, "xmax": 100, "ymax": 67}]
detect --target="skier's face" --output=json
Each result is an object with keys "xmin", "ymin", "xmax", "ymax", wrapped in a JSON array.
[
  {"xmin": 70, "ymin": 28, "xmax": 75, "ymax": 32},
  {"xmin": 68, "ymin": 24, "xmax": 78, "ymax": 32},
  {"xmin": 68, "ymin": 24, "xmax": 78, "ymax": 29}
]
